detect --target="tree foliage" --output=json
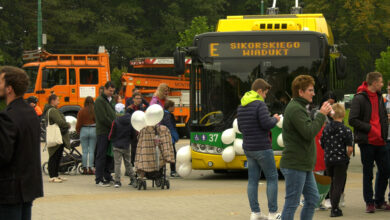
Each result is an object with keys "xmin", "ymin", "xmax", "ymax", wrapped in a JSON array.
[
  {"xmin": 177, "ymin": 16, "xmax": 213, "ymax": 47},
  {"xmin": 376, "ymin": 47, "xmax": 390, "ymax": 84},
  {"xmin": 0, "ymin": 0, "xmax": 388, "ymax": 94}
]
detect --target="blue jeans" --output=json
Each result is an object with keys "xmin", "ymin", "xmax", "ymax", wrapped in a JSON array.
[
  {"xmin": 80, "ymin": 127, "xmax": 97, "ymax": 168},
  {"xmin": 281, "ymin": 168, "xmax": 319, "ymax": 220},
  {"xmin": 245, "ymin": 149, "xmax": 278, "ymax": 213},
  {"xmin": 0, "ymin": 202, "xmax": 32, "ymax": 220},
  {"xmin": 359, "ymin": 144, "xmax": 390, "ymax": 205}
]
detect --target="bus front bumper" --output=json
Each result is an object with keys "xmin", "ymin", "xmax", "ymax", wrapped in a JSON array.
[{"xmin": 191, "ymin": 150, "xmax": 282, "ymax": 170}]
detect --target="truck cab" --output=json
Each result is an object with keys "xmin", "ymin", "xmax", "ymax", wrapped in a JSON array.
[{"xmin": 22, "ymin": 47, "xmax": 110, "ymax": 117}]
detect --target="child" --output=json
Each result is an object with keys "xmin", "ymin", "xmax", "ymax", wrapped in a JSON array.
[
  {"xmin": 109, "ymin": 108, "xmax": 136, "ymax": 188},
  {"xmin": 320, "ymin": 103, "xmax": 353, "ymax": 217},
  {"xmin": 161, "ymin": 100, "xmax": 180, "ymax": 177},
  {"xmin": 114, "ymin": 95, "xmax": 125, "ymax": 115}
]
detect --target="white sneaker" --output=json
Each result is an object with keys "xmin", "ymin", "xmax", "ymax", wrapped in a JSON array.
[
  {"xmin": 324, "ymin": 199, "xmax": 331, "ymax": 209},
  {"xmin": 250, "ymin": 212, "xmax": 267, "ymax": 220},
  {"xmin": 340, "ymin": 193, "xmax": 345, "ymax": 207},
  {"xmin": 268, "ymin": 212, "xmax": 281, "ymax": 220}
]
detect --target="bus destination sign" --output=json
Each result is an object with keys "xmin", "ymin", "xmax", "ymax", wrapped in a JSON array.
[{"xmin": 209, "ymin": 41, "xmax": 310, "ymax": 57}]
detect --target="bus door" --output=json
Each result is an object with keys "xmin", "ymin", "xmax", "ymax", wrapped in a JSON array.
[
  {"xmin": 68, "ymin": 68, "xmax": 78, "ymax": 105},
  {"xmin": 40, "ymin": 67, "xmax": 70, "ymax": 107}
]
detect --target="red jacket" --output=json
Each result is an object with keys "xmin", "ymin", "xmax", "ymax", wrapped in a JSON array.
[
  {"xmin": 314, "ymin": 126, "xmax": 326, "ymax": 172},
  {"xmin": 356, "ymin": 82, "xmax": 385, "ymax": 146}
]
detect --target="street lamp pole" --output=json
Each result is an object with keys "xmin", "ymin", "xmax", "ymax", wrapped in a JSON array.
[{"xmin": 37, "ymin": 0, "xmax": 42, "ymax": 50}]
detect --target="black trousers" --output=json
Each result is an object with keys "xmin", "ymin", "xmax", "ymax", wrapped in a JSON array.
[
  {"xmin": 95, "ymin": 134, "xmax": 113, "ymax": 183},
  {"xmin": 170, "ymin": 143, "xmax": 177, "ymax": 173},
  {"xmin": 359, "ymin": 144, "xmax": 390, "ymax": 205},
  {"xmin": 0, "ymin": 202, "xmax": 32, "ymax": 220},
  {"xmin": 131, "ymin": 139, "xmax": 137, "ymax": 166},
  {"xmin": 327, "ymin": 163, "xmax": 348, "ymax": 209},
  {"xmin": 48, "ymin": 145, "xmax": 64, "ymax": 178}
]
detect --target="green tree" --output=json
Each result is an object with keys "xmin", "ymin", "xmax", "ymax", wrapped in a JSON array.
[
  {"xmin": 177, "ymin": 16, "xmax": 213, "ymax": 47},
  {"xmin": 111, "ymin": 67, "xmax": 127, "ymax": 90},
  {"xmin": 376, "ymin": 46, "xmax": 390, "ymax": 84}
]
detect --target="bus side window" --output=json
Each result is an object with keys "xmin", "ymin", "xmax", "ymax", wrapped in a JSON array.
[
  {"xmin": 80, "ymin": 69, "xmax": 98, "ymax": 84},
  {"xmin": 69, "ymin": 69, "xmax": 76, "ymax": 85},
  {"xmin": 42, "ymin": 68, "xmax": 67, "ymax": 88}
]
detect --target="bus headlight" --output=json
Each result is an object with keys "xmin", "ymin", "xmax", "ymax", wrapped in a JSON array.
[{"xmin": 191, "ymin": 143, "xmax": 223, "ymax": 155}]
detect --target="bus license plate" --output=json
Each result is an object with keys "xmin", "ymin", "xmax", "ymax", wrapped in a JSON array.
[{"xmin": 244, "ymin": 161, "xmax": 248, "ymax": 168}]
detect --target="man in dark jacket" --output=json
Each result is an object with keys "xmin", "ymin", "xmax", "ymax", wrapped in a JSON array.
[
  {"xmin": 94, "ymin": 81, "xmax": 117, "ymax": 186},
  {"xmin": 0, "ymin": 66, "xmax": 43, "ymax": 220},
  {"xmin": 125, "ymin": 88, "xmax": 149, "ymax": 109},
  {"xmin": 237, "ymin": 79, "xmax": 281, "ymax": 220},
  {"xmin": 348, "ymin": 72, "xmax": 390, "ymax": 213}
]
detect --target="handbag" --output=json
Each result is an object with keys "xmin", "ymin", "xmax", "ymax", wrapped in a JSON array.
[{"xmin": 46, "ymin": 108, "xmax": 63, "ymax": 147}]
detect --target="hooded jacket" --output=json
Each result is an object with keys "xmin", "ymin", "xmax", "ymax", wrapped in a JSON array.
[
  {"xmin": 348, "ymin": 82, "xmax": 388, "ymax": 145},
  {"xmin": 237, "ymin": 90, "xmax": 278, "ymax": 151},
  {"xmin": 320, "ymin": 120, "xmax": 353, "ymax": 165},
  {"xmin": 109, "ymin": 112, "xmax": 134, "ymax": 149}
]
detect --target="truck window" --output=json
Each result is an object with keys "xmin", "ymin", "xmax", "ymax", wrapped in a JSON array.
[
  {"xmin": 80, "ymin": 69, "xmax": 98, "ymax": 84},
  {"xmin": 69, "ymin": 69, "xmax": 76, "ymax": 85},
  {"xmin": 42, "ymin": 68, "xmax": 67, "ymax": 88}
]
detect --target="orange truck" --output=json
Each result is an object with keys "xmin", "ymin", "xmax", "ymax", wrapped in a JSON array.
[
  {"xmin": 22, "ymin": 46, "xmax": 111, "ymax": 118},
  {"xmin": 121, "ymin": 57, "xmax": 191, "ymax": 136}
]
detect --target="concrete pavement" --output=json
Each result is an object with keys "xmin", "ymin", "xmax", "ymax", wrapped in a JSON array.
[{"xmin": 32, "ymin": 140, "xmax": 390, "ymax": 220}]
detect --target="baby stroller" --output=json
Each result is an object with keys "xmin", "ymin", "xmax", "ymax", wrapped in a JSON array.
[
  {"xmin": 42, "ymin": 132, "xmax": 83, "ymax": 175},
  {"xmin": 134, "ymin": 125, "xmax": 174, "ymax": 190}
]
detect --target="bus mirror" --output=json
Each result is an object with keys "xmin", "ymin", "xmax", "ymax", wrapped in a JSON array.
[
  {"xmin": 336, "ymin": 54, "xmax": 347, "ymax": 80},
  {"xmin": 174, "ymin": 48, "xmax": 186, "ymax": 74}
]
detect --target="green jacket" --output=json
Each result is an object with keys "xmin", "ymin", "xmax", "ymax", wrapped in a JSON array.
[
  {"xmin": 95, "ymin": 94, "xmax": 116, "ymax": 135},
  {"xmin": 43, "ymin": 104, "xmax": 71, "ymax": 156},
  {"xmin": 280, "ymin": 97, "xmax": 326, "ymax": 171}
]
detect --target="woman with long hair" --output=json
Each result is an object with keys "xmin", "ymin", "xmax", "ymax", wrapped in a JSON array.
[
  {"xmin": 150, "ymin": 83, "xmax": 170, "ymax": 107},
  {"xmin": 43, "ymin": 94, "xmax": 71, "ymax": 183},
  {"xmin": 76, "ymin": 96, "xmax": 97, "ymax": 175}
]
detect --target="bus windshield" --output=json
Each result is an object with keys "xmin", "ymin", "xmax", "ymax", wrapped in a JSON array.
[
  {"xmin": 23, "ymin": 66, "xmax": 39, "ymax": 93},
  {"xmin": 190, "ymin": 57, "xmax": 326, "ymax": 131}
]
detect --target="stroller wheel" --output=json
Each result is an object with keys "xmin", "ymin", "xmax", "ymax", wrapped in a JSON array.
[
  {"xmin": 42, "ymin": 162, "xmax": 48, "ymax": 175},
  {"xmin": 137, "ymin": 179, "xmax": 142, "ymax": 190},
  {"xmin": 143, "ymin": 181, "xmax": 147, "ymax": 190},
  {"xmin": 161, "ymin": 180, "xmax": 165, "ymax": 190},
  {"xmin": 155, "ymin": 178, "xmax": 162, "ymax": 187},
  {"xmin": 166, "ymin": 180, "xmax": 170, "ymax": 190},
  {"xmin": 78, "ymin": 164, "xmax": 84, "ymax": 175}
]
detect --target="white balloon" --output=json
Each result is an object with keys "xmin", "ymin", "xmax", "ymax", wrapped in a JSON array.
[
  {"xmin": 233, "ymin": 119, "xmax": 241, "ymax": 134},
  {"xmin": 176, "ymin": 145, "xmax": 191, "ymax": 164},
  {"xmin": 222, "ymin": 146, "xmax": 236, "ymax": 163},
  {"xmin": 145, "ymin": 104, "xmax": 164, "ymax": 126},
  {"xmin": 177, "ymin": 162, "xmax": 192, "ymax": 177},
  {"xmin": 131, "ymin": 110, "xmax": 146, "ymax": 132},
  {"xmin": 221, "ymin": 128, "xmax": 235, "ymax": 145},
  {"xmin": 233, "ymin": 139, "xmax": 245, "ymax": 155},
  {"xmin": 276, "ymin": 115, "xmax": 284, "ymax": 128},
  {"xmin": 277, "ymin": 134, "xmax": 284, "ymax": 147},
  {"xmin": 65, "ymin": 116, "xmax": 77, "ymax": 132}
]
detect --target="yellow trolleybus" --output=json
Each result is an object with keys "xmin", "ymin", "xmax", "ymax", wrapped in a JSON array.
[{"xmin": 175, "ymin": 13, "xmax": 346, "ymax": 172}]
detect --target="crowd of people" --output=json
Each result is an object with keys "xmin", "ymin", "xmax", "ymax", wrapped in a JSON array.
[
  {"xmin": 237, "ymin": 72, "xmax": 390, "ymax": 220},
  {"xmin": 1, "ymin": 65, "xmax": 390, "ymax": 220}
]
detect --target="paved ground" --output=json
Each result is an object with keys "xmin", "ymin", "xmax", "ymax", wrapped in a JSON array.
[{"xmin": 32, "ymin": 140, "xmax": 390, "ymax": 220}]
